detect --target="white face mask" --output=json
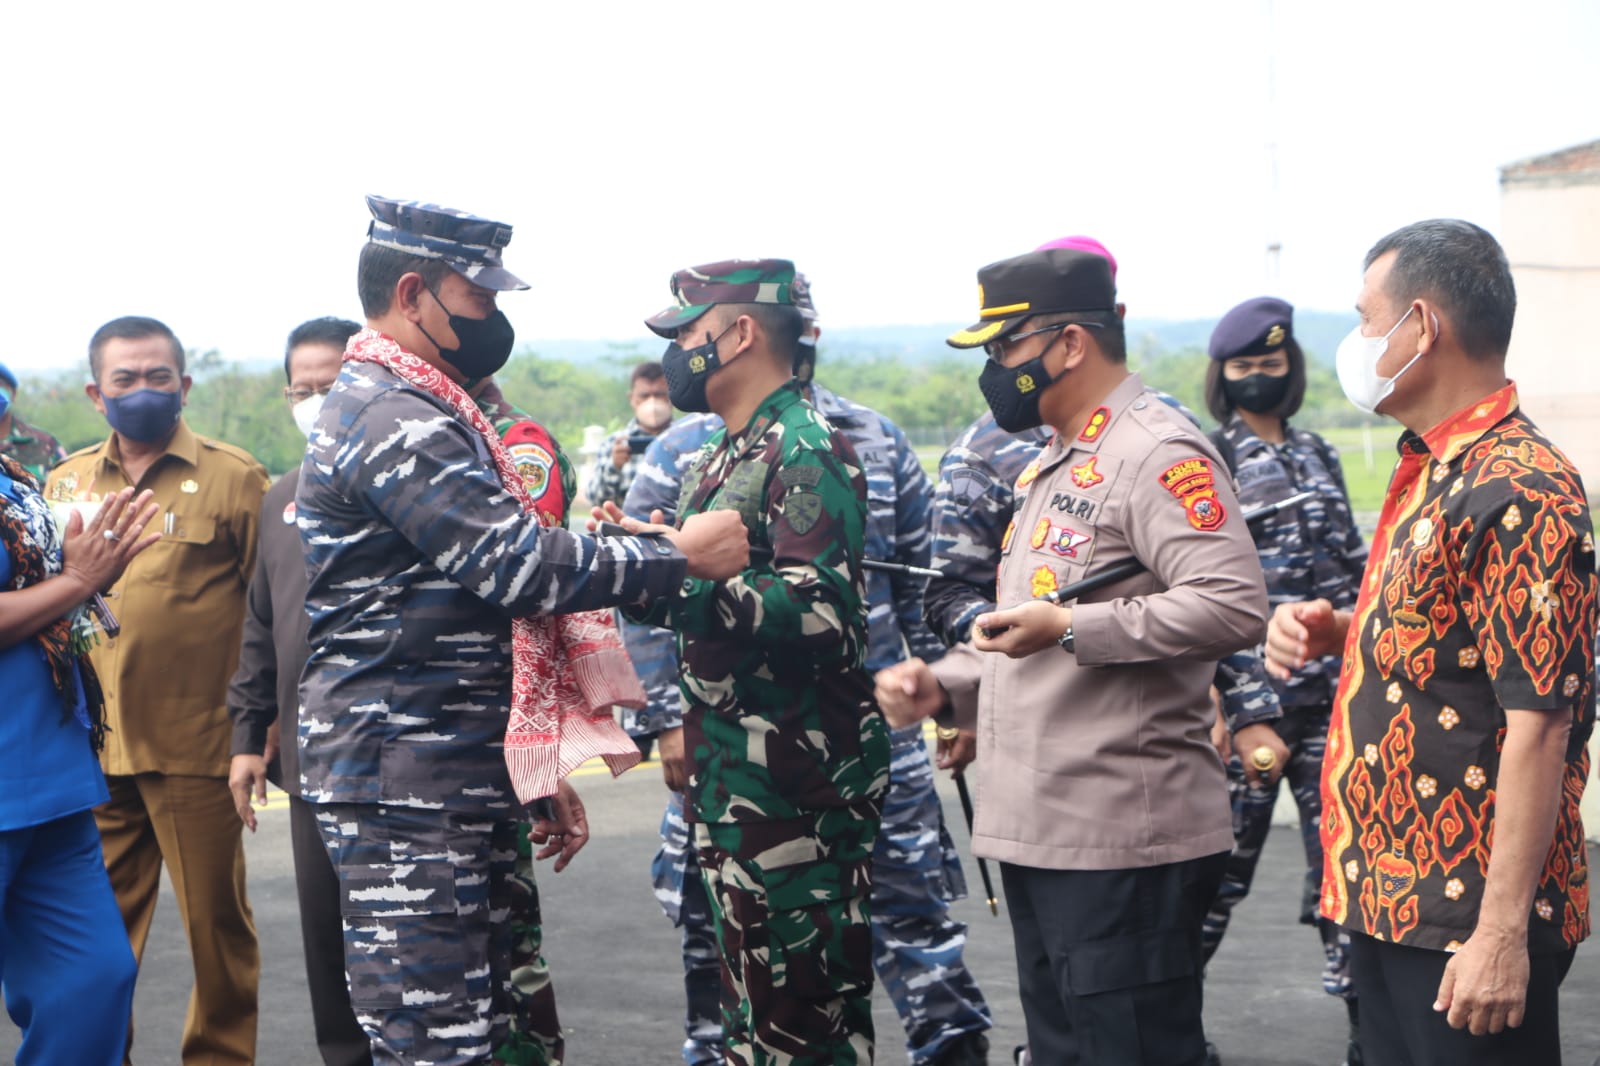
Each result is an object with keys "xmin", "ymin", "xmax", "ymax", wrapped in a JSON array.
[
  {"xmin": 291, "ymin": 392, "xmax": 325, "ymax": 439},
  {"xmin": 635, "ymin": 396, "xmax": 672, "ymax": 431},
  {"xmin": 1335, "ymin": 306, "xmax": 1422, "ymax": 415}
]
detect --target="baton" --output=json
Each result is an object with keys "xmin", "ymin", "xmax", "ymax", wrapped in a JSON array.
[
  {"xmin": 976, "ymin": 491, "xmax": 1313, "ymax": 635},
  {"xmin": 953, "ymin": 771, "xmax": 999, "ymax": 916},
  {"xmin": 1036, "ymin": 491, "xmax": 1313, "ymax": 607}
]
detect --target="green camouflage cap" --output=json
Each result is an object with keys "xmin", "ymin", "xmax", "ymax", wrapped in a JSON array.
[{"xmin": 645, "ymin": 258, "xmax": 798, "ymax": 338}]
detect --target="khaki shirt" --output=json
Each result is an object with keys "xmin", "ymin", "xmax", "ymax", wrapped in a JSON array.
[
  {"xmin": 47, "ymin": 420, "xmax": 269, "ymax": 777},
  {"xmin": 933, "ymin": 373, "xmax": 1268, "ymax": 871}
]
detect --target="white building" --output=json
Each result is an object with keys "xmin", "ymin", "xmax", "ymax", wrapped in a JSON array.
[
  {"xmin": 1501, "ymin": 139, "xmax": 1600, "ymax": 498},
  {"xmin": 1500, "ymin": 139, "xmax": 1600, "ymax": 836}
]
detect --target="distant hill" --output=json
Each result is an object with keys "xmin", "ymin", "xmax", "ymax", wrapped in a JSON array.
[{"xmin": 520, "ymin": 310, "xmax": 1358, "ymax": 371}]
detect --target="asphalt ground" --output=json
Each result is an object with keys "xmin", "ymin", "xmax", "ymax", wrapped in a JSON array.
[{"xmin": 7, "ymin": 742, "xmax": 1600, "ymax": 1066}]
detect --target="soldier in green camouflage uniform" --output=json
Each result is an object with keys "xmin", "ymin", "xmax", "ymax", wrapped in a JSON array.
[
  {"xmin": 0, "ymin": 363, "xmax": 68, "ymax": 483},
  {"xmin": 628, "ymin": 259, "xmax": 889, "ymax": 1066}
]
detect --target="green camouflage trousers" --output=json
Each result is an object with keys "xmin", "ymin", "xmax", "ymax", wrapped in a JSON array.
[
  {"xmin": 695, "ymin": 802, "xmax": 881, "ymax": 1066},
  {"xmin": 496, "ymin": 825, "xmax": 564, "ymax": 1065}
]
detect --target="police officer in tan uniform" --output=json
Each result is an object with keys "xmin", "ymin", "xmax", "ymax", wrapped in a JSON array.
[{"xmin": 877, "ymin": 247, "xmax": 1269, "ymax": 1065}]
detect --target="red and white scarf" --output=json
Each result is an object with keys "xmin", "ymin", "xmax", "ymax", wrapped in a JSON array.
[{"xmin": 345, "ymin": 328, "xmax": 644, "ymax": 804}]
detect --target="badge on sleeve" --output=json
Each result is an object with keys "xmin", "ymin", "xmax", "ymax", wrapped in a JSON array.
[
  {"xmin": 508, "ymin": 441, "xmax": 555, "ymax": 501},
  {"xmin": 1160, "ymin": 457, "xmax": 1227, "ymax": 532},
  {"xmin": 282, "ymin": 500, "xmax": 298, "ymax": 525},
  {"xmin": 1077, "ymin": 407, "xmax": 1111, "ymax": 443}
]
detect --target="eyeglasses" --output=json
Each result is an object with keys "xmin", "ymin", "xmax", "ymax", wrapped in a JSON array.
[
  {"xmin": 284, "ymin": 385, "xmax": 334, "ymax": 404},
  {"xmin": 983, "ymin": 321, "xmax": 1101, "ymax": 362}
]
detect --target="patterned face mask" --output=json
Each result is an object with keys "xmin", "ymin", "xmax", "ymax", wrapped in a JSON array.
[{"xmin": 662, "ymin": 322, "xmax": 736, "ymax": 414}]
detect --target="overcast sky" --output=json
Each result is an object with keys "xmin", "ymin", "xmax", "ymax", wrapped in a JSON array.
[{"xmin": 4, "ymin": 0, "xmax": 1596, "ymax": 374}]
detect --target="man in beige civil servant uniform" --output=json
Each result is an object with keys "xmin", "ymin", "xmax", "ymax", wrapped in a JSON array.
[
  {"xmin": 48, "ymin": 315, "xmax": 265, "ymax": 1065},
  {"xmin": 877, "ymin": 246, "xmax": 1268, "ymax": 1065}
]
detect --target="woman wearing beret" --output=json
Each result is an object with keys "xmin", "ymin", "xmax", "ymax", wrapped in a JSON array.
[
  {"xmin": 1202, "ymin": 296, "xmax": 1370, "ymax": 1066},
  {"xmin": 0, "ymin": 462, "xmax": 157, "ymax": 1065}
]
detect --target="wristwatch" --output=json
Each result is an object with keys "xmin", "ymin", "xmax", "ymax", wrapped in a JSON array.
[{"xmin": 1057, "ymin": 626, "xmax": 1076, "ymax": 654}]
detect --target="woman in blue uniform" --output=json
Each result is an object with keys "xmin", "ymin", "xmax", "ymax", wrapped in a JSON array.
[{"xmin": 0, "ymin": 463, "xmax": 156, "ymax": 1065}]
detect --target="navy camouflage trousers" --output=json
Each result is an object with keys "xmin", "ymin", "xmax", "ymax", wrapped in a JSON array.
[
  {"xmin": 318, "ymin": 805, "xmax": 517, "ymax": 1066},
  {"xmin": 654, "ymin": 727, "xmax": 992, "ymax": 1065},
  {"xmin": 1200, "ymin": 706, "xmax": 1354, "ymax": 1000}
]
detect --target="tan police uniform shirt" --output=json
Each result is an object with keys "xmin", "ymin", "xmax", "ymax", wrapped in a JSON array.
[
  {"xmin": 47, "ymin": 419, "xmax": 269, "ymax": 778},
  {"xmin": 933, "ymin": 372, "xmax": 1268, "ymax": 871}
]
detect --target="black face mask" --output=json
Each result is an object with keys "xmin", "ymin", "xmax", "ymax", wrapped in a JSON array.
[
  {"xmin": 662, "ymin": 323, "xmax": 735, "ymax": 414},
  {"xmin": 420, "ymin": 285, "xmax": 516, "ymax": 379},
  {"xmin": 1223, "ymin": 371, "xmax": 1291, "ymax": 415},
  {"xmin": 979, "ymin": 350, "xmax": 1060, "ymax": 433}
]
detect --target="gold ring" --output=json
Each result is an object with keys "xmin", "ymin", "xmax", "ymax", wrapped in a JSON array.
[
  {"xmin": 935, "ymin": 725, "xmax": 961, "ymax": 741},
  {"xmin": 1249, "ymin": 746, "xmax": 1277, "ymax": 773}
]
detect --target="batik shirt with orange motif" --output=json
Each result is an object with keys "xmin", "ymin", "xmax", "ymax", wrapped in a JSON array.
[{"xmin": 1321, "ymin": 384, "xmax": 1597, "ymax": 954}]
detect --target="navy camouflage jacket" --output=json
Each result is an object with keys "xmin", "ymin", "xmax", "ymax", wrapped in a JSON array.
[
  {"xmin": 1213, "ymin": 415, "xmax": 1367, "ymax": 707},
  {"xmin": 295, "ymin": 358, "xmax": 686, "ymax": 812}
]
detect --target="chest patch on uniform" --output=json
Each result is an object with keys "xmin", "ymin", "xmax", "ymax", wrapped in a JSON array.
[
  {"xmin": 1028, "ymin": 517, "xmax": 1051, "ymax": 550},
  {"xmin": 1070, "ymin": 457, "xmax": 1104, "ymax": 489},
  {"xmin": 50, "ymin": 472, "xmax": 79, "ymax": 501},
  {"xmin": 1048, "ymin": 524, "xmax": 1092, "ymax": 558},
  {"xmin": 1160, "ymin": 456, "xmax": 1228, "ymax": 532},
  {"xmin": 1030, "ymin": 565, "xmax": 1060, "ymax": 598},
  {"xmin": 1078, "ymin": 407, "xmax": 1111, "ymax": 442},
  {"xmin": 1048, "ymin": 492, "xmax": 1098, "ymax": 522},
  {"xmin": 508, "ymin": 441, "xmax": 555, "ymax": 501},
  {"xmin": 282, "ymin": 500, "xmax": 297, "ymax": 525},
  {"xmin": 1015, "ymin": 457, "xmax": 1041, "ymax": 491},
  {"xmin": 1001, "ymin": 519, "xmax": 1016, "ymax": 554}
]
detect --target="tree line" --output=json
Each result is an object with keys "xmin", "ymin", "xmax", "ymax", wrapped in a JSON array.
[{"xmin": 15, "ymin": 337, "xmax": 1376, "ymax": 476}]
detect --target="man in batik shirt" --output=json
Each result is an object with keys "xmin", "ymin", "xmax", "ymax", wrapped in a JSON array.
[{"xmin": 1267, "ymin": 219, "xmax": 1597, "ymax": 1065}]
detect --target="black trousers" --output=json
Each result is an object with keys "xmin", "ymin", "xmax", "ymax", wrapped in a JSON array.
[
  {"xmin": 1348, "ymin": 931, "xmax": 1574, "ymax": 1066},
  {"xmin": 1000, "ymin": 851, "xmax": 1228, "ymax": 1066},
  {"xmin": 288, "ymin": 794, "xmax": 373, "ymax": 1066}
]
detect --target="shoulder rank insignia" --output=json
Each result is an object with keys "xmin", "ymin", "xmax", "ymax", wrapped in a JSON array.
[
  {"xmin": 1078, "ymin": 406, "xmax": 1111, "ymax": 443},
  {"xmin": 1070, "ymin": 456, "xmax": 1104, "ymax": 489}
]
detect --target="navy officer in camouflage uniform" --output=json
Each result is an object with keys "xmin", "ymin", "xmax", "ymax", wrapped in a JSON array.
[
  {"xmin": 296, "ymin": 197, "xmax": 747, "ymax": 1066},
  {"xmin": 1200, "ymin": 297, "xmax": 1369, "ymax": 1064},
  {"xmin": 623, "ymin": 274, "xmax": 994, "ymax": 1066},
  {"xmin": 615, "ymin": 259, "xmax": 889, "ymax": 1066}
]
